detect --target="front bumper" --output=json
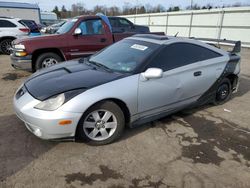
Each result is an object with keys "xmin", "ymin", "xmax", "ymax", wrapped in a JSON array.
[
  {"xmin": 13, "ymin": 87, "xmax": 82, "ymax": 140},
  {"xmin": 10, "ymin": 54, "xmax": 32, "ymax": 71}
]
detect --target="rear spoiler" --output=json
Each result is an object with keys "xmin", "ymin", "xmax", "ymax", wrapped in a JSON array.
[{"xmin": 190, "ymin": 37, "xmax": 241, "ymax": 54}]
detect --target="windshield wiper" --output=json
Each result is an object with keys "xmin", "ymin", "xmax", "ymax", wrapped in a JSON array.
[
  {"xmin": 79, "ymin": 57, "xmax": 89, "ymax": 64},
  {"xmin": 89, "ymin": 60, "xmax": 113, "ymax": 72}
]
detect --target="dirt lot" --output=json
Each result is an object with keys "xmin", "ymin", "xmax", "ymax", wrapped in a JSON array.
[{"xmin": 0, "ymin": 49, "xmax": 250, "ymax": 188}]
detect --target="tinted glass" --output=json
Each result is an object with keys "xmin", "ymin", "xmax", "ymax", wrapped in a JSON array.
[
  {"xmin": 19, "ymin": 20, "xmax": 39, "ymax": 32},
  {"xmin": 118, "ymin": 18, "xmax": 131, "ymax": 26},
  {"xmin": 108, "ymin": 18, "xmax": 118, "ymax": 27},
  {"xmin": 89, "ymin": 39, "xmax": 159, "ymax": 73},
  {"xmin": 0, "ymin": 20, "xmax": 16, "ymax": 27},
  {"xmin": 79, "ymin": 19, "xmax": 104, "ymax": 35},
  {"xmin": 148, "ymin": 43, "xmax": 221, "ymax": 71}
]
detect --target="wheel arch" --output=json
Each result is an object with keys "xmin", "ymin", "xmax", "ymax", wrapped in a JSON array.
[
  {"xmin": 31, "ymin": 48, "xmax": 66, "ymax": 72},
  {"xmin": 75, "ymin": 98, "xmax": 131, "ymax": 136},
  {"xmin": 0, "ymin": 36, "xmax": 16, "ymax": 43},
  {"xmin": 226, "ymin": 74, "xmax": 238, "ymax": 91}
]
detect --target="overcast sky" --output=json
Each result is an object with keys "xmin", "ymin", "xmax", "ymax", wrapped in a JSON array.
[{"xmin": 4, "ymin": 0, "xmax": 250, "ymax": 11}]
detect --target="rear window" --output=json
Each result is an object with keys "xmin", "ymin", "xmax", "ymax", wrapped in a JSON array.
[
  {"xmin": 19, "ymin": 20, "xmax": 38, "ymax": 32},
  {"xmin": 0, "ymin": 20, "xmax": 16, "ymax": 28}
]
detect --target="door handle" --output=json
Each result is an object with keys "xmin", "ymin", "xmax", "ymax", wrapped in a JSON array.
[
  {"xmin": 194, "ymin": 71, "xmax": 202, "ymax": 77},
  {"xmin": 100, "ymin": 38, "xmax": 107, "ymax": 42}
]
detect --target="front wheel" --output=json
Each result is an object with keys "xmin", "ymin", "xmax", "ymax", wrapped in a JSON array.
[
  {"xmin": 35, "ymin": 52, "xmax": 62, "ymax": 70},
  {"xmin": 76, "ymin": 101, "xmax": 125, "ymax": 145},
  {"xmin": 214, "ymin": 78, "xmax": 232, "ymax": 105},
  {"xmin": 0, "ymin": 39, "xmax": 13, "ymax": 55}
]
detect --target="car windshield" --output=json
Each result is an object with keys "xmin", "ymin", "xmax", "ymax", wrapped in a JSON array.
[
  {"xmin": 56, "ymin": 19, "xmax": 77, "ymax": 34},
  {"xmin": 89, "ymin": 39, "xmax": 159, "ymax": 73},
  {"xmin": 52, "ymin": 21, "xmax": 66, "ymax": 27}
]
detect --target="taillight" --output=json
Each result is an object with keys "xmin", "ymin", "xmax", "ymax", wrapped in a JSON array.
[{"xmin": 19, "ymin": 28, "xmax": 30, "ymax": 33}]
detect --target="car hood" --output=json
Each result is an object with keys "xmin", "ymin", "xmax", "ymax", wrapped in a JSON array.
[
  {"xmin": 24, "ymin": 60, "xmax": 125, "ymax": 101},
  {"xmin": 13, "ymin": 34, "xmax": 62, "ymax": 44}
]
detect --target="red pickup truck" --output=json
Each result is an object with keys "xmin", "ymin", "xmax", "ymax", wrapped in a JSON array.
[{"xmin": 11, "ymin": 15, "xmax": 163, "ymax": 72}]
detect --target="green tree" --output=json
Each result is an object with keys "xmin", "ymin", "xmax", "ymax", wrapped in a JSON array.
[
  {"xmin": 61, "ymin": 5, "xmax": 67, "ymax": 18},
  {"xmin": 52, "ymin": 6, "xmax": 60, "ymax": 18}
]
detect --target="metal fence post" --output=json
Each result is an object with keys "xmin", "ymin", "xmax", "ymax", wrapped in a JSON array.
[
  {"xmin": 217, "ymin": 10, "xmax": 225, "ymax": 40},
  {"xmin": 148, "ymin": 14, "xmax": 150, "ymax": 27},
  {"xmin": 188, "ymin": 12, "xmax": 193, "ymax": 37},
  {"xmin": 165, "ymin": 14, "xmax": 168, "ymax": 35}
]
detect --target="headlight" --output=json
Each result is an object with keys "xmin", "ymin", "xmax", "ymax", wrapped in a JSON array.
[
  {"xmin": 33, "ymin": 89, "xmax": 86, "ymax": 111},
  {"xmin": 35, "ymin": 93, "xmax": 65, "ymax": 111},
  {"xmin": 14, "ymin": 44, "xmax": 25, "ymax": 50}
]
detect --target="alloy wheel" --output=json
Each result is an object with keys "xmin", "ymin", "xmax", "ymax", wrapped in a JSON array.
[
  {"xmin": 41, "ymin": 58, "xmax": 58, "ymax": 68},
  {"xmin": 83, "ymin": 110, "xmax": 117, "ymax": 141},
  {"xmin": 1, "ymin": 40, "xmax": 12, "ymax": 54},
  {"xmin": 216, "ymin": 83, "xmax": 229, "ymax": 102}
]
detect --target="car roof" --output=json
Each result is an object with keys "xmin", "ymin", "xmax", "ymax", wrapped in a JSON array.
[
  {"xmin": 128, "ymin": 34, "xmax": 228, "ymax": 55},
  {"xmin": 128, "ymin": 34, "xmax": 177, "ymax": 45},
  {"xmin": 74, "ymin": 15, "xmax": 99, "ymax": 20},
  {"xmin": 0, "ymin": 17, "xmax": 21, "ymax": 21}
]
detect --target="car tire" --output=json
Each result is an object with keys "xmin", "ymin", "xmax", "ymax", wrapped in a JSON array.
[
  {"xmin": 35, "ymin": 52, "xmax": 62, "ymax": 70},
  {"xmin": 214, "ymin": 78, "xmax": 232, "ymax": 105},
  {"xmin": 0, "ymin": 39, "xmax": 13, "ymax": 55},
  {"xmin": 76, "ymin": 101, "xmax": 125, "ymax": 145}
]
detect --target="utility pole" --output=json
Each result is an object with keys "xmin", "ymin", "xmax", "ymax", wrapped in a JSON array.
[
  {"xmin": 191, "ymin": 0, "xmax": 193, "ymax": 10},
  {"xmin": 136, "ymin": 0, "xmax": 138, "ymax": 15}
]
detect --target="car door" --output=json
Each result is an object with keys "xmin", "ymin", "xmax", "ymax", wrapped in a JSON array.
[
  {"xmin": 137, "ymin": 42, "xmax": 226, "ymax": 118},
  {"xmin": 69, "ymin": 19, "xmax": 112, "ymax": 59}
]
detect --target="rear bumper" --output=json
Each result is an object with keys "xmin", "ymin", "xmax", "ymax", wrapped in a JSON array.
[{"xmin": 10, "ymin": 54, "xmax": 32, "ymax": 71}]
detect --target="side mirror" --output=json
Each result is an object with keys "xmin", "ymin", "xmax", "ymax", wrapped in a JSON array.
[
  {"xmin": 142, "ymin": 68, "xmax": 163, "ymax": 80},
  {"xmin": 73, "ymin": 28, "xmax": 81, "ymax": 35}
]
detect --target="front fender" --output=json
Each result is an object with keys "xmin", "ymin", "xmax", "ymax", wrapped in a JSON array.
[{"xmin": 60, "ymin": 74, "xmax": 139, "ymax": 117}]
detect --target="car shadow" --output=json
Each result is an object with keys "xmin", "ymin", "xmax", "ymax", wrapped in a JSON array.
[
  {"xmin": 118, "ymin": 76, "xmax": 250, "ymax": 142},
  {"xmin": 0, "ymin": 114, "xmax": 57, "ymax": 182},
  {"xmin": 234, "ymin": 76, "xmax": 250, "ymax": 98},
  {"xmin": 2, "ymin": 76, "xmax": 249, "ymax": 182}
]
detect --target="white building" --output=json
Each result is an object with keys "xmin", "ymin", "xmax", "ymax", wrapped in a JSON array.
[{"xmin": 0, "ymin": 1, "xmax": 41, "ymax": 23}]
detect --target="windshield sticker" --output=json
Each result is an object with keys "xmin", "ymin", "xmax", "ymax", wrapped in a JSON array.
[{"xmin": 131, "ymin": 44, "xmax": 148, "ymax": 51}]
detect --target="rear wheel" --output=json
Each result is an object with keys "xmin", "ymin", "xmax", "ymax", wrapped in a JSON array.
[
  {"xmin": 0, "ymin": 39, "xmax": 13, "ymax": 55},
  {"xmin": 214, "ymin": 78, "xmax": 232, "ymax": 105},
  {"xmin": 35, "ymin": 52, "xmax": 62, "ymax": 70},
  {"xmin": 76, "ymin": 101, "xmax": 125, "ymax": 145}
]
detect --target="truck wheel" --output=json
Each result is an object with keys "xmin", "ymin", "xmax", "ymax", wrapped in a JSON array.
[
  {"xmin": 76, "ymin": 101, "xmax": 125, "ymax": 145},
  {"xmin": 35, "ymin": 52, "xmax": 62, "ymax": 70},
  {"xmin": 0, "ymin": 39, "xmax": 13, "ymax": 55},
  {"xmin": 213, "ymin": 78, "xmax": 232, "ymax": 105}
]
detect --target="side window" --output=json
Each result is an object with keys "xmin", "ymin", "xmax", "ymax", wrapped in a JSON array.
[
  {"xmin": 78, "ymin": 19, "xmax": 104, "ymax": 35},
  {"xmin": 148, "ymin": 43, "xmax": 221, "ymax": 71},
  {"xmin": 109, "ymin": 18, "xmax": 118, "ymax": 27},
  {"xmin": 118, "ymin": 18, "xmax": 131, "ymax": 27},
  {"xmin": 0, "ymin": 20, "xmax": 17, "ymax": 28}
]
